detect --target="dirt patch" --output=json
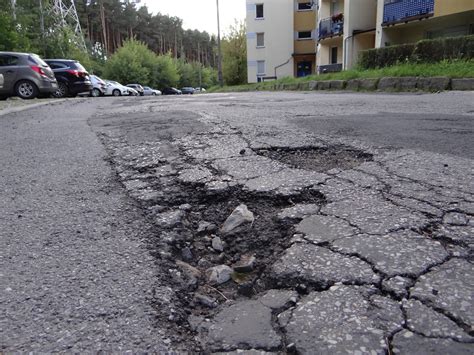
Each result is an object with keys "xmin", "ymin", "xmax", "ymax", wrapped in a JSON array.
[
  {"xmin": 149, "ymin": 183, "xmax": 325, "ymax": 317},
  {"xmin": 254, "ymin": 146, "xmax": 373, "ymax": 172}
]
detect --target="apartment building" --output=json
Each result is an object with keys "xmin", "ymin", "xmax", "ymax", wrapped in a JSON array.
[
  {"xmin": 376, "ymin": 0, "xmax": 474, "ymax": 48},
  {"xmin": 246, "ymin": 0, "xmax": 318, "ymax": 83},
  {"xmin": 246, "ymin": 0, "xmax": 473, "ymax": 82},
  {"xmin": 317, "ymin": 0, "xmax": 377, "ymax": 73}
]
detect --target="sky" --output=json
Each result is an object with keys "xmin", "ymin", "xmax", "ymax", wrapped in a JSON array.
[{"xmin": 142, "ymin": 0, "xmax": 247, "ymax": 36}]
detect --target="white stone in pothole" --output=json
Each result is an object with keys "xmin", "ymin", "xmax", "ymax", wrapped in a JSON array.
[
  {"xmin": 220, "ymin": 204, "xmax": 255, "ymax": 235},
  {"xmin": 206, "ymin": 265, "xmax": 233, "ymax": 285}
]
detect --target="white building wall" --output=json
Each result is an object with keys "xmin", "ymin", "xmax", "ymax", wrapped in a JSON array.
[
  {"xmin": 246, "ymin": 0, "xmax": 294, "ymax": 83},
  {"xmin": 344, "ymin": 0, "xmax": 377, "ymax": 68}
]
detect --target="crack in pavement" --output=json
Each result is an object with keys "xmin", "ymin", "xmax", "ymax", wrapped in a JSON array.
[{"xmin": 85, "ymin": 98, "xmax": 473, "ymax": 353}]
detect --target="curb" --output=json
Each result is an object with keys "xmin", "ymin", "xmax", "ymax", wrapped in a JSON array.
[
  {"xmin": 0, "ymin": 98, "xmax": 69, "ymax": 117},
  {"xmin": 243, "ymin": 77, "xmax": 474, "ymax": 93}
]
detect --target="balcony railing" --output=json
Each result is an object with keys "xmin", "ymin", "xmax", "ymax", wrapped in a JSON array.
[
  {"xmin": 318, "ymin": 14, "xmax": 344, "ymax": 40},
  {"xmin": 318, "ymin": 63, "xmax": 343, "ymax": 74},
  {"xmin": 383, "ymin": 0, "xmax": 434, "ymax": 26}
]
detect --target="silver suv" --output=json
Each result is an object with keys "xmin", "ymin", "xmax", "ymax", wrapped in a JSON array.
[{"xmin": 0, "ymin": 52, "xmax": 58, "ymax": 99}]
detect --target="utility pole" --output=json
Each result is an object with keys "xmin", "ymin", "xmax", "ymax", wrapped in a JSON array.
[
  {"xmin": 11, "ymin": 0, "xmax": 16, "ymax": 20},
  {"xmin": 39, "ymin": 0, "xmax": 45, "ymax": 56},
  {"xmin": 216, "ymin": 0, "xmax": 224, "ymax": 86},
  {"xmin": 39, "ymin": 0, "xmax": 45, "ymax": 35},
  {"xmin": 198, "ymin": 41, "xmax": 202, "ymax": 89}
]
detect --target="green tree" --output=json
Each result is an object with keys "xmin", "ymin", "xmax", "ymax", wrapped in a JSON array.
[
  {"xmin": 103, "ymin": 39, "xmax": 151, "ymax": 84},
  {"xmin": 0, "ymin": 10, "xmax": 21, "ymax": 51},
  {"xmin": 103, "ymin": 40, "xmax": 179, "ymax": 88},
  {"xmin": 153, "ymin": 53, "xmax": 179, "ymax": 88},
  {"xmin": 221, "ymin": 21, "xmax": 247, "ymax": 85}
]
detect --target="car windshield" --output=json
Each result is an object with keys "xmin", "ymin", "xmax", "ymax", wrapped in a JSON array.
[{"xmin": 144, "ymin": 87, "xmax": 150, "ymax": 90}]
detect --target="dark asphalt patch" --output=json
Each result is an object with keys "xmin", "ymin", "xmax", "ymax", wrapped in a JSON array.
[{"xmin": 254, "ymin": 146, "xmax": 373, "ymax": 172}]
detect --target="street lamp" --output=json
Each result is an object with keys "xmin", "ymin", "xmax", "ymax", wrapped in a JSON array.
[{"xmin": 216, "ymin": 0, "xmax": 224, "ymax": 87}]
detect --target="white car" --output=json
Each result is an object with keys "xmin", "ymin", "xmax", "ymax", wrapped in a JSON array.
[
  {"xmin": 128, "ymin": 87, "xmax": 139, "ymax": 96},
  {"xmin": 143, "ymin": 86, "xmax": 161, "ymax": 96},
  {"xmin": 90, "ymin": 75, "xmax": 107, "ymax": 97},
  {"xmin": 104, "ymin": 80, "xmax": 130, "ymax": 96}
]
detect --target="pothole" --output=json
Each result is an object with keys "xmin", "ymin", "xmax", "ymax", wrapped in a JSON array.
[
  {"xmin": 254, "ymin": 146, "xmax": 373, "ymax": 172},
  {"xmin": 142, "ymin": 178, "xmax": 326, "ymax": 324}
]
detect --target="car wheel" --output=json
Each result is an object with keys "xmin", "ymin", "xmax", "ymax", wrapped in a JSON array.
[
  {"xmin": 91, "ymin": 88, "xmax": 101, "ymax": 97},
  {"xmin": 152, "ymin": 93, "xmax": 156, "ymax": 96},
  {"xmin": 53, "ymin": 82, "xmax": 68, "ymax": 98},
  {"xmin": 15, "ymin": 80, "xmax": 39, "ymax": 100},
  {"xmin": 112, "ymin": 89, "xmax": 121, "ymax": 96}
]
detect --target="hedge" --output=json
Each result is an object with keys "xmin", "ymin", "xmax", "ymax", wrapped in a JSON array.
[{"xmin": 359, "ymin": 35, "xmax": 474, "ymax": 69}]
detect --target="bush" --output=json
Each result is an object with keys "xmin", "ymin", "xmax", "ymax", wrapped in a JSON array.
[
  {"xmin": 414, "ymin": 36, "xmax": 474, "ymax": 63},
  {"xmin": 359, "ymin": 35, "xmax": 474, "ymax": 69},
  {"xmin": 104, "ymin": 40, "xmax": 179, "ymax": 88},
  {"xmin": 359, "ymin": 44, "xmax": 415, "ymax": 69}
]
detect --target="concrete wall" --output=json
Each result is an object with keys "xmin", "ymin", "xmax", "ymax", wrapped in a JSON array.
[
  {"xmin": 294, "ymin": 40, "xmax": 316, "ymax": 54},
  {"xmin": 294, "ymin": 5, "xmax": 316, "ymax": 31},
  {"xmin": 246, "ymin": 0, "xmax": 294, "ymax": 83},
  {"xmin": 319, "ymin": 0, "xmax": 344, "ymax": 19},
  {"xmin": 344, "ymin": 0, "xmax": 377, "ymax": 69},
  {"xmin": 434, "ymin": 0, "xmax": 474, "ymax": 17}
]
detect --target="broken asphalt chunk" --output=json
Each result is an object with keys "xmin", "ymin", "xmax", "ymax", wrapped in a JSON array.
[{"xmin": 220, "ymin": 204, "xmax": 255, "ymax": 235}]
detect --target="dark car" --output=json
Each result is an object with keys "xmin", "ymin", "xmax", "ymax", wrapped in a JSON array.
[
  {"xmin": 181, "ymin": 87, "xmax": 195, "ymax": 95},
  {"xmin": 0, "ymin": 51, "xmax": 57, "ymax": 100},
  {"xmin": 126, "ymin": 84, "xmax": 144, "ymax": 96},
  {"xmin": 162, "ymin": 87, "xmax": 182, "ymax": 95},
  {"xmin": 44, "ymin": 59, "xmax": 92, "ymax": 98}
]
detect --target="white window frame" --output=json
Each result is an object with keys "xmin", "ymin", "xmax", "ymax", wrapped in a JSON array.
[
  {"xmin": 257, "ymin": 60, "xmax": 266, "ymax": 76},
  {"xmin": 255, "ymin": 3, "xmax": 264, "ymax": 19},
  {"xmin": 296, "ymin": 1, "xmax": 313, "ymax": 12},
  {"xmin": 256, "ymin": 33, "xmax": 265, "ymax": 48},
  {"xmin": 297, "ymin": 31, "xmax": 313, "ymax": 40}
]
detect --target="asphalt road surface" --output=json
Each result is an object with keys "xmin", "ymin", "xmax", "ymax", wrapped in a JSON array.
[{"xmin": 1, "ymin": 91, "xmax": 473, "ymax": 353}]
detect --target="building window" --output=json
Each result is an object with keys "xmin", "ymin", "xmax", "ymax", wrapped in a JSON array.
[
  {"xmin": 256, "ymin": 4, "xmax": 264, "ymax": 19},
  {"xmin": 257, "ymin": 60, "xmax": 265, "ymax": 75},
  {"xmin": 331, "ymin": 47, "xmax": 338, "ymax": 64},
  {"xmin": 256, "ymin": 33, "xmax": 265, "ymax": 47},
  {"xmin": 298, "ymin": 2, "xmax": 313, "ymax": 11},
  {"xmin": 298, "ymin": 31, "xmax": 313, "ymax": 40}
]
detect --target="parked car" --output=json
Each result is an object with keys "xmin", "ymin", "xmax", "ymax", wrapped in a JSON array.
[
  {"xmin": 162, "ymin": 87, "xmax": 182, "ymax": 95},
  {"xmin": 90, "ymin": 75, "xmax": 107, "ymax": 97},
  {"xmin": 0, "ymin": 51, "xmax": 57, "ymax": 100},
  {"xmin": 126, "ymin": 84, "xmax": 144, "ymax": 96},
  {"xmin": 128, "ymin": 87, "xmax": 139, "ymax": 96},
  {"xmin": 195, "ymin": 87, "xmax": 206, "ymax": 92},
  {"xmin": 0, "ymin": 73, "xmax": 4, "ymax": 89},
  {"xmin": 104, "ymin": 80, "xmax": 130, "ymax": 96},
  {"xmin": 181, "ymin": 87, "xmax": 195, "ymax": 95},
  {"xmin": 143, "ymin": 86, "xmax": 161, "ymax": 96},
  {"xmin": 44, "ymin": 59, "xmax": 92, "ymax": 98}
]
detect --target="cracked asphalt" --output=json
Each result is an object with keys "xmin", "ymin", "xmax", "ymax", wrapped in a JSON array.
[{"xmin": 1, "ymin": 91, "xmax": 473, "ymax": 353}]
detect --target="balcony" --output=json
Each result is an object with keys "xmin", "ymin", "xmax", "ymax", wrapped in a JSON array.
[
  {"xmin": 318, "ymin": 14, "xmax": 344, "ymax": 40},
  {"xmin": 383, "ymin": 0, "xmax": 434, "ymax": 26},
  {"xmin": 318, "ymin": 63, "xmax": 343, "ymax": 74}
]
